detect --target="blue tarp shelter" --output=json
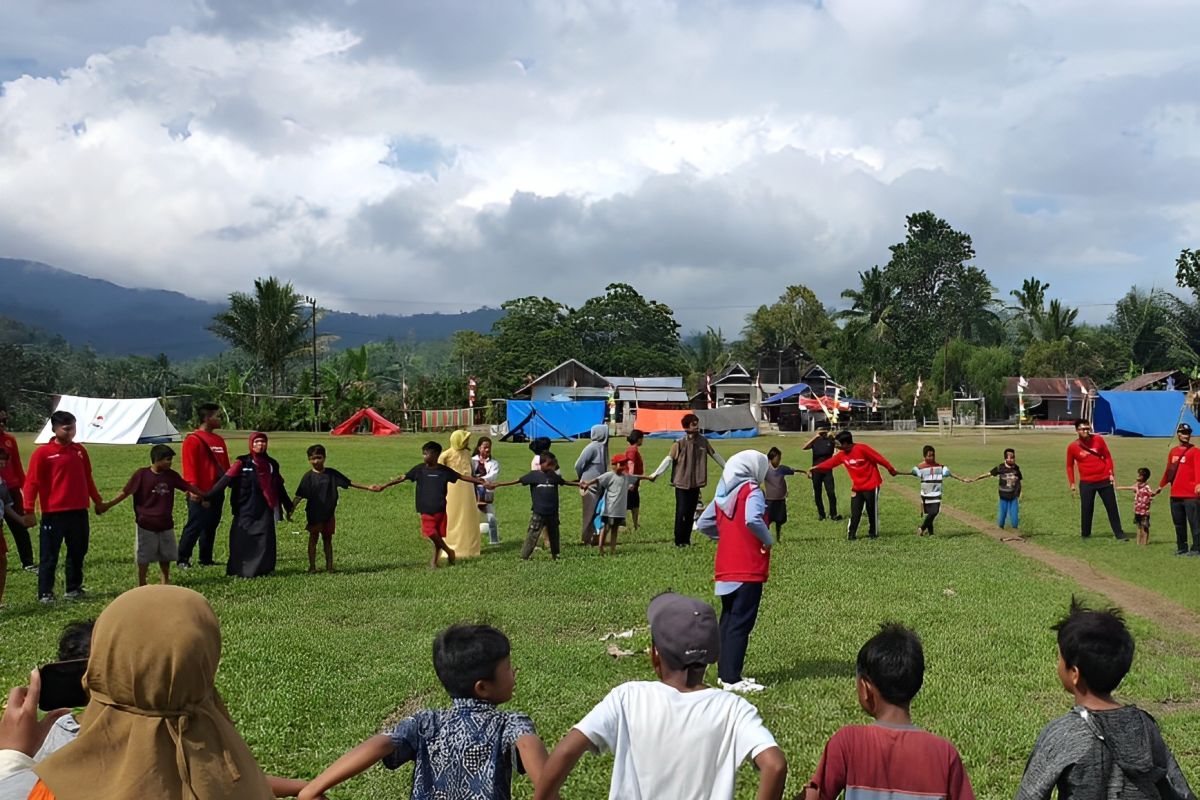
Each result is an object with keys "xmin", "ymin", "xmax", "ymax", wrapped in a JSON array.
[
  {"xmin": 505, "ymin": 400, "xmax": 606, "ymax": 441},
  {"xmin": 1093, "ymin": 391, "xmax": 1199, "ymax": 437},
  {"xmin": 762, "ymin": 383, "xmax": 810, "ymax": 405}
]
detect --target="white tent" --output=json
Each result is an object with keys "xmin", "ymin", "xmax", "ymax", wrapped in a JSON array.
[{"xmin": 35, "ymin": 395, "xmax": 180, "ymax": 445}]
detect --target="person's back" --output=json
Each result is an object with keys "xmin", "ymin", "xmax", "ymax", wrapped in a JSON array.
[
  {"xmin": 574, "ymin": 679, "xmax": 777, "ymax": 800},
  {"xmin": 1019, "ymin": 706, "xmax": 1193, "ymax": 800},
  {"xmin": 535, "ymin": 593, "xmax": 786, "ymax": 800},
  {"xmin": 1017, "ymin": 600, "xmax": 1195, "ymax": 800},
  {"xmin": 806, "ymin": 623, "xmax": 973, "ymax": 800},
  {"xmin": 300, "ymin": 624, "xmax": 546, "ymax": 800},
  {"xmin": 809, "ymin": 723, "xmax": 971, "ymax": 800}
]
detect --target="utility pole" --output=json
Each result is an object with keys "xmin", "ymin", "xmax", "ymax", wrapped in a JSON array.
[{"xmin": 305, "ymin": 295, "xmax": 319, "ymax": 431}]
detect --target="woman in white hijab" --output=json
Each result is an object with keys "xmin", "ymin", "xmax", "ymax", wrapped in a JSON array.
[{"xmin": 696, "ymin": 450, "xmax": 775, "ymax": 694}]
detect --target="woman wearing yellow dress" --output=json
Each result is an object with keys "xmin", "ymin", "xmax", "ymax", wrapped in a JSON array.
[{"xmin": 438, "ymin": 429, "xmax": 480, "ymax": 560}]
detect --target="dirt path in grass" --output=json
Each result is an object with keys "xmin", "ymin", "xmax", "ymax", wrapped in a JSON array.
[{"xmin": 890, "ymin": 484, "xmax": 1200, "ymax": 642}]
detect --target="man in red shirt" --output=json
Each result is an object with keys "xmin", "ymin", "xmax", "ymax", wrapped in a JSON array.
[
  {"xmin": 176, "ymin": 403, "xmax": 231, "ymax": 568},
  {"xmin": 0, "ymin": 404, "xmax": 36, "ymax": 570},
  {"xmin": 810, "ymin": 431, "xmax": 898, "ymax": 540},
  {"xmin": 24, "ymin": 410, "xmax": 105, "ymax": 602},
  {"xmin": 1159, "ymin": 422, "xmax": 1200, "ymax": 556},
  {"xmin": 1065, "ymin": 418, "xmax": 1126, "ymax": 540}
]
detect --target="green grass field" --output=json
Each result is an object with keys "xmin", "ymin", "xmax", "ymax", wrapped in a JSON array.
[{"xmin": 1, "ymin": 429, "xmax": 1197, "ymax": 798}]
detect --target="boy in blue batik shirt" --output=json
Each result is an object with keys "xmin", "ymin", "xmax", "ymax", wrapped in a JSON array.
[{"xmin": 300, "ymin": 624, "xmax": 548, "ymax": 800}]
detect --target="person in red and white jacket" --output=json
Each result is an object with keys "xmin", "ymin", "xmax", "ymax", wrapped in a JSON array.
[
  {"xmin": 1159, "ymin": 421, "xmax": 1200, "ymax": 556},
  {"xmin": 176, "ymin": 403, "xmax": 231, "ymax": 568},
  {"xmin": 697, "ymin": 450, "xmax": 775, "ymax": 694},
  {"xmin": 0, "ymin": 404, "xmax": 36, "ymax": 570},
  {"xmin": 23, "ymin": 410, "xmax": 105, "ymax": 602},
  {"xmin": 810, "ymin": 431, "xmax": 899, "ymax": 540},
  {"xmin": 1065, "ymin": 419, "xmax": 1127, "ymax": 540}
]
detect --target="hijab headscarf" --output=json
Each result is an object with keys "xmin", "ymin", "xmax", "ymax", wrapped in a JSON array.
[
  {"xmin": 714, "ymin": 450, "xmax": 770, "ymax": 518},
  {"xmin": 588, "ymin": 424, "xmax": 610, "ymax": 465},
  {"xmin": 247, "ymin": 432, "xmax": 278, "ymax": 509},
  {"xmin": 34, "ymin": 585, "xmax": 274, "ymax": 800},
  {"xmin": 440, "ymin": 429, "xmax": 473, "ymax": 474}
]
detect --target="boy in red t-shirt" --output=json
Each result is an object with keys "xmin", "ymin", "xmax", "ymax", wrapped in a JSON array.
[
  {"xmin": 98, "ymin": 444, "xmax": 204, "ymax": 587},
  {"xmin": 177, "ymin": 403, "xmax": 231, "ymax": 569},
  {"xmin": 810, "ymin": 431, "xmax": 898, "ymax": 540},
  {"xmin": 805, "ymin": 623, "xmax": 975, "ymax": 800}
]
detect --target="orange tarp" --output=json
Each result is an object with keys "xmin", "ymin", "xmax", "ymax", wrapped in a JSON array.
[{"xmin": 631, "ymin": 407, "xmax": 689, "ymax": 433}]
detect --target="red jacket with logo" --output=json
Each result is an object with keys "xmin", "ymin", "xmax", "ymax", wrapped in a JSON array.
[
  {"xmin": 24, "ymin": 439, "xmax": 102, "ymax": 514},
  {"xmin": 181, "ymin": 429, "xmax": 231, "ymax": 492},
  {"xmin": 1160, "ymin": 444, "xmax": 1199, "ymax": 499},
  {"xmin": 811, "ymin": 443, "xmax": 896, "ymax": 491},
  {"xmin": 713, "ymin": 483, "xmax": 771, "ymax": 584},
  {"xmin": 0, "ymin": 431, "xmax": 24, "ymax": 490},
  {"xmin": 1065, "ymin": 435, "xmax": 1115, "ymax": 486}
]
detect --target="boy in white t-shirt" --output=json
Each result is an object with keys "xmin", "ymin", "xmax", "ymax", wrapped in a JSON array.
[
  {"xmin": 907, "ymin": 445, "xmax": 969, "ymax": 536},
  {"xmin": 533, "ymin": 593, "xmax": 787, "ymax": 800}
]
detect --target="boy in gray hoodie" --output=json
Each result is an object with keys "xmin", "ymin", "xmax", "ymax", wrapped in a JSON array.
[{"xmin": 1017, "ymin": 599, "xmax": 1195, "ymax": 800}]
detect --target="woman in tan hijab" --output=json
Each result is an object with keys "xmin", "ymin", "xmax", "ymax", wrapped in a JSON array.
[
  {"xmin": 26, "ymin": 584, "xmax": 305, "ymax": 799},
  {"xmin": 438, "ymin": 430, "xmax": 481, "ymax": 561}
]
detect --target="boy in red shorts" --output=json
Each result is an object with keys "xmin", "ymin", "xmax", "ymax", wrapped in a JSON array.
[
  {"xmin": 381, "ymin": 441, "xmax": 487, "ymax": 569},
  {"xmin": 291, "ymin": 444, "xmax": 381, "ymax": 573}
]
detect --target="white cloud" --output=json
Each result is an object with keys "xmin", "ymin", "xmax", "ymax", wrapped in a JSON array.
[{"xmin": 0, "ymin": 0, "xmax": 1198, "ymax": 333}]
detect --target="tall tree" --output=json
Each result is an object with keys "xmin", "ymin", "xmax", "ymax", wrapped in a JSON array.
[
  {"xmin": 1037, "ymin": 299, "xmax": 1078, "ymax": 342},
  {"xmin": 570, "ymin": 283, "xmax": 684, "ymax": 376},
  {"xmin": 209, "ymin": 277, "xmax": 312, "ymax": 395},
  {"xmin": 837, "ymin": 266, "xmax": 895, "ymax": 340},
  {"xmin": 1161, "ymin": 248, "xmax": 1200, "ymax": 367},
  {"xmin": 1110, "ymin": 286, "xmax": 1173, "ymax": 373},
  {"xmin": 741, "ymin": 284, "xmax": 836, "ymax": 360},
  {"xmin": 880, "ymin": 211, "xmax": 994, "ymax": 377},
  {"xmin": 489, "ymin": 296, "xmax": 579, "ymax": 391},
  {"xmin": 683, "ymin": 327, "xmax": 731, "ymax": 378}
]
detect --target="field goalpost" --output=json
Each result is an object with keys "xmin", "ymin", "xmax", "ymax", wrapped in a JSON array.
[{"xmin": 949, "ymin": 396, "xmax": 987, "ymax": 444}]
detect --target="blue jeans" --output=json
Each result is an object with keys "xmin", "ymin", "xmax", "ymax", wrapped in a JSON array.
[{"xmin": 997, "ymin": 497, "xmax": 1019, "ymax": 529}]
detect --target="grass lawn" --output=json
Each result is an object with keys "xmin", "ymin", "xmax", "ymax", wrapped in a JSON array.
[{"xmin": 1, "ymin": 429, "xmax": 1198, "ymax": 799}]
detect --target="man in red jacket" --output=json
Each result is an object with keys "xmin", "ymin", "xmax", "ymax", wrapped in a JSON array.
[
  {"xmin": 810, "ymin": 431, "xmax": 898, "ymax": 540},
  {"xmin": 176, "ymin": 403, "xmax": 231, "ymax": 568},
  {"xmin": 24, "ymin": 410, "xmax": 105, "ymax": 602},
  {"xmin": 1159, "ymin": 422, "xmax": 1200, "ymax": 556},
  {"xmin": 1065, "ymin": 418, "xmax": 1126, "ymax": 540},
  {"xmin": 0, "ymin": 404, "xmax": 36, "ymax": 570}
]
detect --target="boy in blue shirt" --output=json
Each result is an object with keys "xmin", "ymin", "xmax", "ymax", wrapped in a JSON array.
[{"xmin": 300, "ymin": 624, "xmax": 548, "ymax": 800}]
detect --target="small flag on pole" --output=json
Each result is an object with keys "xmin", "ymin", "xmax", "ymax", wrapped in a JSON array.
[
  {"xmin": 871, "ymin": 371, "xmax": 880, "ymax": 412},
  {"xmin": 402, "ymin": 379, "xmax": 409, "ymax": 413},
  {"xmin": 468, "ymin": 376, "xmax": 477, "ymax": 408},
  {"xmin": 1017, "ymin": 375, "xmax": 1028, "ymax": 421},
  {"xmin": 913, "ymin": 376, "xmax": 923, "ymax": 410},
  {"xmin": 706, "ymin": 371, "xmax": 714, "ymax": 409}
]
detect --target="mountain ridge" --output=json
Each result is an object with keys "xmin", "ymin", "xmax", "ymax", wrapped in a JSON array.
[{"xmin": 0, "ymin": 258, "xmax": 503, "ymax": 360}]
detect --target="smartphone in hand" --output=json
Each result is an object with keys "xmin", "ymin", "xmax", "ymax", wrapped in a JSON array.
[{"xmin": 38, "ymin": 659, "xmax": 88, "ymax": 711}]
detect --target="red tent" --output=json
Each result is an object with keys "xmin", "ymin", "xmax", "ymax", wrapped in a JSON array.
[{"xmin": 330, "ymin": 407, "xmax": 401, "ymax": 436}]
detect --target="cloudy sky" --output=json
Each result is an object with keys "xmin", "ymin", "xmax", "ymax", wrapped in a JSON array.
[{"xmin": 1, "ymin": 0, "xmax": 1197, "ymax": 333}]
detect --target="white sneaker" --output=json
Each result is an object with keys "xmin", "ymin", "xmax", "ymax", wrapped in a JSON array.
[{"xmin": 719, "ymin": 679, "xmax": 766, "ymax": 693}]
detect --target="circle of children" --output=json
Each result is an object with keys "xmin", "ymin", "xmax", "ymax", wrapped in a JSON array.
[{"xmin": 0, "ymin": 406, "xmax": 1198, "ymax": 799}]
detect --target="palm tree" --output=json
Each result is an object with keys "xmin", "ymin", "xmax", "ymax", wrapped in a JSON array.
[
  {"xmin": 1009, "ymin": 277, "xmax": 1050, "ymax": 343},
  {"xmin": 949, "ymin": 266, "xmax": 1003, "ymax": 344},
  {"xmin": 684, "ymin": 327, "xmax": 730, "ymax": 377},
  {"xmin": 209, "ymin": 277, "xmax": 312, "ymax": 395},
  {"xmin": 837, "ymin": 266, "xmax": 894, "ymax": 340},
  {"xmin": 1037, "ymin": 299, "xmax": 1078, "ymax": 342}
]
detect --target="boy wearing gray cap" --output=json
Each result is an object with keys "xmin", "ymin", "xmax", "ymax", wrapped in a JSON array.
[{"xmin": 533, "ymin": 592, "xmax": 787, "ymax": 800}]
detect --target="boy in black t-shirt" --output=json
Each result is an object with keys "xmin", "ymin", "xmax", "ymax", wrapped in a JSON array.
[
  {"xmin": 802, "ymin": 421, "xmax": 840, "ymax": 521},
  {"xmin": 971, "ymin": 448, "xmax": 1023, "ymax": 530},
  {"xmin": 97, "ymin": 444, "xmax": 204, "ymax": 587},
  {"xmin": 291, "ymin": 444, "xmax": 381, "ymax": 574},
  {"xmin": 381, "ymin": 442, "xmax": 487, "ymax": 569},
  {"xmin": 492, "ymin": 452, "xmax": 580, "ymax": 560}
]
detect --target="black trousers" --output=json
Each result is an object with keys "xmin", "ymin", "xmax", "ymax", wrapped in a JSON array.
[
  {"xmin": 7, "ymin": 487, "xmax": 35, "ymax": 567},
  {"xmin": 674, "ymin": 487, "xmax": 701, "ymax": 546},
  {"xmin": 920, "ymin": 500, "xmax": 941, "ymax": 534},
  {"xmin": 812, "ymin": 472, "xmax": 838, "ymax": 519},
  {"xmin": 1079, "ymin": 481, "xmax": 1123, "ymax": 538},
  {"xmin": 177, "ymin": 493, "xmax": 225, "ymax": 564},
  {"xmin": 38, "ymin": 510, "xmax": 89, "ymax": 597},
  {"xmin": 521, "ymin": 514, "xmax": 561, "ymax": 559},
  {"xmin": 718, "ymin": 582, "xmax": 764, "ymax": 684},
  {"xmin": 1169, "ymin": 497, "xmax": 1200, "ymax": 552},
  {"xmin": 848, "ymin": 488, "xmax": 879, "ymax": 539}
]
